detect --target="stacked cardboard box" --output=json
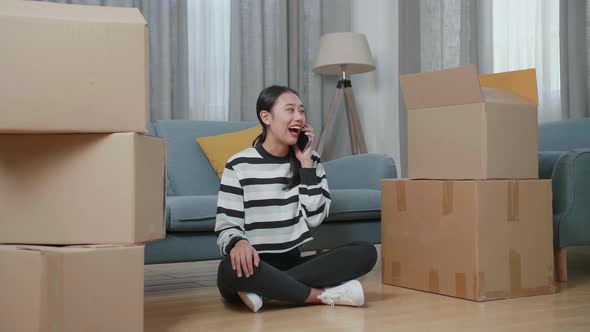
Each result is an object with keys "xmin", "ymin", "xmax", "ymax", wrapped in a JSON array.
[
  {"xmin": 0, "ymin": 1, "xmax": 165, "ymax": 331},
  {"xmin": 381, "ymin": 65, "xmax": 556, "ymax": 301}
]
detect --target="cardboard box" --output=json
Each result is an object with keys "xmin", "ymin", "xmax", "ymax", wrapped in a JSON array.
[
  {"xmin": 0, "ymin": 133, "xmax": 166, "ymax": 244},
  {"xmin": 0, "ymin": 244, "xmax": 144, "ymax": 332},
  {"xmin": 0, "ymin": 0, "xmax": 149, "ymax": 133},
  {"xmin": 400, "ymin": 65, "xmax": 539, "ymax": 179},
  {"xmin": 381, "ymin": 179, "xmax": 555, "ymax": 301}
]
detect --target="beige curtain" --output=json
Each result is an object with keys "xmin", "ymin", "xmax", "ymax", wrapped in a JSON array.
[
  {"xmin": 228, "ymin": 0, "xmax": 352, "ymax": 160},
  {"xmin": 560, "ymin": 0, "xmax": 590, "ymax": 119}
]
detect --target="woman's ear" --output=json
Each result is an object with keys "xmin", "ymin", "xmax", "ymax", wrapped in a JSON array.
[{"xmin": 260, "ymin": 110, "xmax": 271, "ymax": 126}]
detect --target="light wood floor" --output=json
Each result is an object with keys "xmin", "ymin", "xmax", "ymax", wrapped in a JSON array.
[{"xmin": 144, "ymin": 245, "xmax": 590, "ymax": 331}]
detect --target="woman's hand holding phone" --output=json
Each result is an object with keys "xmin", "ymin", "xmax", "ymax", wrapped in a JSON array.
[
  {"xmin": 297, "ymin": 131, "xmax": 310, "ymax": 152},
  {"xmin": 295, "ymin": 124, "xmax": 314, "ymax": 167}
]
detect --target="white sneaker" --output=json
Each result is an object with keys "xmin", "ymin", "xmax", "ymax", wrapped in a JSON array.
[
  {"xmin": 317, "ymin": 280, "xmax": 365, "ymax": 307},
  {"xmin": 238, "ymin": 291, "xmax": 263, "ymax": 312}
]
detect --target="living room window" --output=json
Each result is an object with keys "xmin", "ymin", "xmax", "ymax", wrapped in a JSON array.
[
  {"xmin": 187, "ymin": 0, "xmax": 231, "ymax": 121},
  {"xmin": 492, "ymin": 0, "xmax": 561, "ymax": 122}
]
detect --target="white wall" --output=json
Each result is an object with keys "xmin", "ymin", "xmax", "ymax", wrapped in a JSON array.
[{"xmin": 350, "ymin": 0, "xmax": 401, "ymax": 174}]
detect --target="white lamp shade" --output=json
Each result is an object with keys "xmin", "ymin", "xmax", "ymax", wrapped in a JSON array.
[{"xmin": 313, "ymin": 32, "xmax": 376, "ymax": 76}]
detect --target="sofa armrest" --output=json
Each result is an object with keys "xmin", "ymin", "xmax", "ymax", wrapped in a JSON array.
[
  {"xmin": 322, "ymin": 153, "xmax": 397, "ymax": 190},
  {"xmin": 552, "ymin": 149, "xmax": 590, "ymax": 247},
  {"xmin": 538, "ymin": 151, "xmax": 565, "ymax": 179}
]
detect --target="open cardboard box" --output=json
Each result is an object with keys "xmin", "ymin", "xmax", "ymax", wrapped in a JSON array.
[{"xmin": 401, "ymin": 65, "xmax": 539, "ymax": 180}]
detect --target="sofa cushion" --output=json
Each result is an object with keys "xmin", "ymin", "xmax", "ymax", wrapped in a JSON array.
[
  {"xmin": 167, "ymin": 195, "xmax": 218, "ymax": 232},
  {"xmin": 323, "ymin": 154, "xmax": 397, "ymax": 190},
  {"xmin": 166, "ymin": 189, "xmax": 381, "ymax": 232},
  {"xmin": 324, "ymin": 189, "xmax": 381, "ymax": 222},
  {"xmin": 150, "ymin": 120, "xmax": 258, "ymax": 196}
]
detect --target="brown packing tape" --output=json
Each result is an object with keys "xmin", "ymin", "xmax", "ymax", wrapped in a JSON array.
[
  {"xmin": 45, "ymin": 252, "xmax": 65, "ymax": 332},
  {"xmin": 507, "ymin": 180, "xmax": 520, "ymax": 222},
  {"xmin": 474, "ymin": 272, "xmax": 484, "ymax": 300},
  {"xmin": 479, "ymin": 250, "xmax": 524, "ymax": 300},
  {"xmin": 442, "ymin": 182, "xmax": 454, "ymax": 216},
  {"xmin": 429, "ymin": 269, "xmax": 440, "ymax": 293},
  {"xmin": 485, "ymin": 250, "xmax": 556, "ymax": 299},
  {"xmin": 540, "ymin": 268, "xmax": 557, "ymax": 295},
  {"xmin": 510, "ymin": 249, "xmax": 522, "ymax": 294},
  {"xmin": 39, "ymin": 252, "xmax": 49, "ymax": 330},
  {"xmin": 510, "ymin": 251, "xmax": 557, "ymax": 297},
  {"xmin": 395, "ymin": 181, "xmax": 406, "ymax": 212},
  {"xmin": 455, "ymin": 272, "xmax": 467, "ymax": 298},
  {"xmin": 391, "ymin": 262, "xmax": 401, "ymax": 281}
]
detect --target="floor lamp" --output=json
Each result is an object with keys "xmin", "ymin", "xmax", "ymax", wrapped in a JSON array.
[{"xmin": 313, "ymin": 32, "xmax": 376, "ymax": 156}]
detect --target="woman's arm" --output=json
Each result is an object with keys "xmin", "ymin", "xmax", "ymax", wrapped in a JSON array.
[
  {"xmin": 215, "ymin": 162, "xmax": 260, "ymax": 278},
  {"xmin": 215, "ymin": 164, "xmax": 247, "ymax": 255},
  {"xmin": 298, "ymin": 153, "xmax": 331, "ymax": 228}
]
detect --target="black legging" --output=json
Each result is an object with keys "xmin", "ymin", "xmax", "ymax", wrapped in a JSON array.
[{"xmin": 217, "ymin": 241, "xmax": 378, "ymax": 305}]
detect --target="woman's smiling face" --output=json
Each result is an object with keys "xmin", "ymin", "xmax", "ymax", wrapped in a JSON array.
[{"xmin": 262, "ymin": 91, "xmax": 306, "ymax": 147}]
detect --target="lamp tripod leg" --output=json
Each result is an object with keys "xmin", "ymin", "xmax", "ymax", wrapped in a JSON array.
[
  {"xmin": 343, "ymin": 86, "xmax": 368, "ymax": 154},
  {"xmin": 316, "ymin": 87, "xmax": 343, "ymax": 157}
]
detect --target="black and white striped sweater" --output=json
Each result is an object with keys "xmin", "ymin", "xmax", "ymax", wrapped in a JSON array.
[{"xmin": 214, "ymin": 144, "xmax": 331, "ymax": 255}]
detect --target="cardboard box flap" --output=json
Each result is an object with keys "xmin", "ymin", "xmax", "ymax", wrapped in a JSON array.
[
  {"xmin": 0, "ymin": 244, "xmax": 136, "ymax": 253},
  {"xmin": 481, "ymin": 88, "xmax": 534, "ymax": 105},
  {"xmin": 400, "ymin": 64, "xmax": 483, "ymax": 110},
  {"xmin": 71, "ymin": 244, "xmax": 132, "ymax": 249},
  {"xmin": 0, "ymin": 245, "xmax": 52, "ymax": 253},
  {"xmin": 0, "ymin": 245, "xmax": 87, "ymax": 255},
  {"xmin": 0, "ymin": 245, "xmax": 30, "ymax": 253},
  {"xmin": 1, "ymin": 0, "xmax": 147, "ymax": 25},
  {"xmin": 12, "ymin": 245, "xmax": 94, "ymax": 254},
  {"xmin": 479, "ymin": 68, "xmax": 538, "ymax": 105}
]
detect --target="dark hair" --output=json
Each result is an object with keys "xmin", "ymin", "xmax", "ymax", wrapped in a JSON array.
[{"xmin": 252, "ymin": 85, "xmax": 302, "ymax": 190}]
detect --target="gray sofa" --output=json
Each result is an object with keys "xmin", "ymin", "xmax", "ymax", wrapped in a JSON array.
[{"xmin": 145, "ymin": 120, "xmax": 397, "ymax": 264}]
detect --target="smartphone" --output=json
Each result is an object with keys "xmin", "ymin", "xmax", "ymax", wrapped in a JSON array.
[{"xmin": 296, "ymin": 131, "xmax": 311, "ymax": 152}]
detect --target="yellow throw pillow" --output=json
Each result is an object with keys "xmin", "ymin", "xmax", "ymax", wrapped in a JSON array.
[{"xmin": 196, "ymin": 125, "xmax": 263, "ymax": 178}]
